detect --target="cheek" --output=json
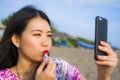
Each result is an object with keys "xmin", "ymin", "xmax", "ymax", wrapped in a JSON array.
[
  {"xmin": 19, "ymin": 37, "xmax": 43, "ymax": 61},
  {"xmin": 18, "ymin": 36, "xmax": 52, "ymax": 61},
  {"xmin": 20, "ymin": 37, "xmax": 40, "ymax": 50}
]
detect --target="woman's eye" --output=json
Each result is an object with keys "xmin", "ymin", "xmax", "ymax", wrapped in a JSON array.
[
  {"xmin": 33, "ymin": 34, "xmax": 41, "ymax": 36},
  {"xmin": 48, "ymin": 35, "xmax": 52, "ymax": 38}
]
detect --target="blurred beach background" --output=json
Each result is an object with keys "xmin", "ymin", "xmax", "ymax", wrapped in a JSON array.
[
  {"xmin": 50, "ymin": 46, "xmax": 120, "ymax": 80},
  {"xmin": 0, "ymin": 0, "xmax": 120, "ymax": 80}
]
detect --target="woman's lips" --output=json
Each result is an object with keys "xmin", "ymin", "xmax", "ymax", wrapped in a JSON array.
[
  {"xmin": 43, "ymin": 50, "xmax": 49, "ymax": 55},
  {"xmin": 42, "ymin": 50, "xmax": 48, "ymax": 56}
]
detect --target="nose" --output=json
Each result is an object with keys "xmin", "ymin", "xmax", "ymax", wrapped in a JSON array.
[{"xmin": 41, "ymin": 37, "xmax": 50, "ymax": 47}]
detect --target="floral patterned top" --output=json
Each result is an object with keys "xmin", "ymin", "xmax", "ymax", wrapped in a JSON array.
[
  {"xmin": 0, "ymin": 58, "xmax": 81, "ymax": 80},
  {"xmin": 0, "ymin": 69, "xmax": 19, "ymax": 80}
]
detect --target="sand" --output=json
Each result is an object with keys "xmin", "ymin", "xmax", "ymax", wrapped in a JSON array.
[{"xmin": 50, "ymin": 46, "xmax": 120, "ymax": 80}]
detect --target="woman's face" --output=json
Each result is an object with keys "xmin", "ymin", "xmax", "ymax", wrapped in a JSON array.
[{"xmin": 18, "ymin": 17, "xmax": 52, "ymax": 62}]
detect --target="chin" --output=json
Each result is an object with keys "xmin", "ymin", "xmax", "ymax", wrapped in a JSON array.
[{"xmin": 35, "ymin": 58, "xmax": 43, "ymax": 62}]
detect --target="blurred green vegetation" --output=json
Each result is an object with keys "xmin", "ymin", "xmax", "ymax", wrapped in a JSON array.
[
  {"xmin": 68, "ymin": 38, "xmax": 79, "ymax": 47},
  {"xmin": 1, "ymin": 14, "xmax": 13, "ymax": 26},
  {"xmin": 77, "ymin": 37, "xmax": 94, "ymax": 45}
]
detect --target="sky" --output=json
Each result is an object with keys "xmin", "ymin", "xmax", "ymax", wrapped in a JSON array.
[{"xmin": 0, "ymin": 0, "xmax": 120, "ymax": 48}]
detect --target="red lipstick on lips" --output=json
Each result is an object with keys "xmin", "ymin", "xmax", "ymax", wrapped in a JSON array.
[{"xmin": 43, "ymin": 50, "xmax": 49, "ymax": 63}]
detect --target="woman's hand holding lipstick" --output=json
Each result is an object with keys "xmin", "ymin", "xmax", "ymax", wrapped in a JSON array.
[{"xmin": 35, "ymin": 51, "xmax": 56, "ymax": 80}]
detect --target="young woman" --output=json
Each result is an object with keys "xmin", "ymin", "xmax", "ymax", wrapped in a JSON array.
[{"xmin": 0, "ymin": 5, "xmax": 118, "ymax": 80}]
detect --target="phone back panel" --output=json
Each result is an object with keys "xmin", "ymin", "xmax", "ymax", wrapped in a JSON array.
[{"xmin": 94, "ymin": 16, "xmax": 108, "ymax": 60}]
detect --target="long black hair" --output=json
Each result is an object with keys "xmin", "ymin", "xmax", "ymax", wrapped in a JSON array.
[{"xmin": 0, "ymin": 5, "xmax": 51, "ymax": 70}]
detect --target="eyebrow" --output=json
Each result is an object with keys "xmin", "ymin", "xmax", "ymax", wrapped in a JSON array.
[{"xmin": 31, "ymin": 29, "xmax": 52, "ymax": 33}]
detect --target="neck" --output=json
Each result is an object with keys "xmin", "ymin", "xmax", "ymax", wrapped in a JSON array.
[
  {"xmin": 17, "ymin": 55, "xmax": 39, "ymax": 74},
  {"xmin": 16, "ymin": 64, "xmax": 37, "ymax": 80},
  {"xmin": 16, "ymin": 62, "xmax": 38, "ymax": 74},
  {"xmin": 16, "ymin": 54, "xmax": 40, "ymax": 80}
]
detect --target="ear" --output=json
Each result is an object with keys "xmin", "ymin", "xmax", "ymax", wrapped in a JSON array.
[{"xmin": 11, "ymin": 34, "xmax": 20, "ymax": 47}]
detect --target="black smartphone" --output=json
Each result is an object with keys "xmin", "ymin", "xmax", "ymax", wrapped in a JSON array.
[{"xmin": 94, "ymin": 16, "xmax": 108, "ymax": 60}]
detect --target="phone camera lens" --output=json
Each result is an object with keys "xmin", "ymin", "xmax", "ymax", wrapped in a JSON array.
[{"xmin": 99, "ymin": 17, "xmax": 102, "ymax": 21}]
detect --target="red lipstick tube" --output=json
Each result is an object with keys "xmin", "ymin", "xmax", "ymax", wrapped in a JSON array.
[{"xmin": 43, "ymin": 50, "xmax": 49, "ymax": 63}]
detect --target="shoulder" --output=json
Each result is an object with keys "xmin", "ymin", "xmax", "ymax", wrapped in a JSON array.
[
  {"xmin": 52, "ymin": 58, "xmax": 82, "ymax": 80},
  {"xmin": 0, "ymin": 69, "xmax": 18, "ymax": 80},
  {"xmin": 52, "ymin": 58, "xmax": 69, "ymax": 65}
]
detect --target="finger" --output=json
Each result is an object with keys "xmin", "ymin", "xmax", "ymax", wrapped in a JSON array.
[
  {"xmin": 97, "ymin": 55, "xmax": 116, "ymax": 61},
  {"xmin": 100, "ymin": 41, "xmax": 111, "ymax": 49},
  {"xmin": 46, "ymin": 57, "xmax": 56, "ymax": 75},
  {"xmin": 48, "ymin": 62, "xmax": 56, "ymax": 79},
  {"xmin": 46, "ymin": 57, "xmax": 54, "ymax": 71},
  {"xmin": 98, "ymin": 45, "xmax": 113, "ymax": 56},
  {"xmin": 43, "ymin": 57, "xmax": 56, "ymax": 79},
  {"xmin": 96, "ymin": 54, "xmax": 118, "ymax": 68},
  {"xmin": 99, "ymin": 41, "xmax": 112, "ymax": 53},
  {"xmin": 37, "ymin": 58, "xmax": 46, "ymax": 73},
  {"xmin": 51, "ymin": 62, "xmax": 56, "ymax": 74},
  {"xmin": 96, "ymin": 60, "xmax": 117, "ymax": 68}
]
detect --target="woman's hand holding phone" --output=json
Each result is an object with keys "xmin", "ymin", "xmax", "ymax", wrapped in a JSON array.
[
  {"xmin": 95, "ymin": 16, "xmax": 118, "ymax": 80},
  {"xmin": 96, "ymin": 41, "xmax": 118, "ymax": 80}
]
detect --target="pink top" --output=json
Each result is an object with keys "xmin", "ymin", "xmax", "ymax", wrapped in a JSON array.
[
  {"xmin": 0, "ymin": 58, "xmax": 81, "ymax": 80},
  {"xmin": 0, "ymin": 69, "xmax": 19, "ymax": 80}
]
